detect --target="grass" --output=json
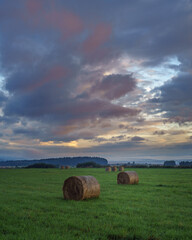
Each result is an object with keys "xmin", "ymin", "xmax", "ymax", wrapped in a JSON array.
[{"xmin": 0, "ymin": 168, "xmax": 192, "ymax": 240}]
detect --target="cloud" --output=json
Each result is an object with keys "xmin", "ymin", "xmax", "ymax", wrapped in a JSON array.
[
  {"xmin": 3, "ymin": 71, "xmax": 140, "ymax": 141},
  {"xmin": 82, "ymin": 23, "xmax": 112, "ymax": 54},
  {"xmin": 25, "ymin": 0, "xmax": 43, "ymax": 15},
  {"xmin": 0, "ymin": 91, "xmax": 7, "ymax": 106},
  {"xmin": 153, "ymin": 130, "xmax": 166, "ymax": 135},
  {"xmin": 89, "ymin": 74, "xmax": 136, "ymax": 100},
  {"xmin": 169, "ymin": 130, "xmax": 186, "ymax": 135},
  {"xmin": 13, "ymin": 128, "xmax": 41, "ymax": 138},
  {"xmin": 94, "ymin": 135, "xmax": 127, "ymax": 143},
  {"xmin": 0, "ymin": 0, "xmax": 192, "ymax": 160},
  {"xmin": 5, "ymin": 65, "xmax": 68, "ymax": 93},
  {"xmin": 150, "ymin": 73, "xmax": 192, "ymax": 123},
  {"xmin": 131, "ymin": 136, "xmax": 145, "ymax": 142},
  {"xmin": 44, "ymin": 8, "xmax": 84, "ymax": 40}
]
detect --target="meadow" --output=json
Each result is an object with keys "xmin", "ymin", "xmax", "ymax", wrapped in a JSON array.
[{"xmin": 0, "ymin": 168, "xmax": 191, "ymax": 240}]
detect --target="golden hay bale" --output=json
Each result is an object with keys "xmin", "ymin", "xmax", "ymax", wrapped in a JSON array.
[
  {"xmin": 117, "ymin": 171, "xmax": 139, "ymax": 184},
  {"xmin": 112, "ymin": 166, "xmax": 117, "ymax": 172},
  {"xmin": 119, "ymin": 166, "xmax": 124, "ymax": 171},
  {"xmin": 61, "ymin": 166, "xmax": 64, "ymax": 169},
  {"xmin": 65, "ymin": 166, "xmax": 70, "ymax": 169},
  {"xmin": 63, "ymin": 176, "xmax": 100, "ymax": 201},
  {"xmin": 105, "ymin": 167, "xmax": 111, "ymax": 172}
]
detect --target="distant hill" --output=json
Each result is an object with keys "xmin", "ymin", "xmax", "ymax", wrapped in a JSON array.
[{"xmin": 0, "ymin": 156, "xmax": 108, "ymax": 167}]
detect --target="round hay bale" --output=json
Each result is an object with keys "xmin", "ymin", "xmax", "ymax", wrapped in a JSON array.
[
  {"xmin": 63, "ymin": 176, "xmax": 100, "ymax": 200},
  {"xmin": 119, "ymin": 166, "xmax": 124, "ymax": 171},
  {"xmin": 117, "ymin": 171, "xmax": 139, "ymax": 184},
  {"xmin": 105, "ymin": 167, "xmax": 111, "ymax": 172},
  {"xmin": 61, "ymin": 166, "xmax": 64, "ymax": 169},
  {"xmin": 112, "ymin": 166, "xmax": 117, "ymax": 172},
  {"xmin": 65, "ymin": 166, "xmax": 70, "ymax": 169}
]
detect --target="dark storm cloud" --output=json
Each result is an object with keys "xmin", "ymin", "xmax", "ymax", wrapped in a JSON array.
[
  {"xmin": 115, "ymin": 0, "xmax": 192, "ymax": 66},
  {"xmin": 66, "ymin": 0, "xmax": 192, "ymax": 66},
  {"xmin": 1, "ymin": 0, "xmax": 192, "ymax": 65},
  {"xmin": 150, "ymin": 73, "xmax": 192, "ymax": 123},
  {"xmin": 1, "ymin": 0, "xmax": 191, "ymax": 67},
  {"xmin": 0, "ymin": 0, "xmax": 141, "ymax": 138}
]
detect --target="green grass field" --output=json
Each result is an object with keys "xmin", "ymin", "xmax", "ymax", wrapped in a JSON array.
[{"xmin": 0, "ymin": 168, "xmax": 191, "ymax": 240}]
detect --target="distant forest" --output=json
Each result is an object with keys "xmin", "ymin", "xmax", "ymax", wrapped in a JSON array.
[{"xmin": 0, "ymin": 156, "xmax": 108, "ymax": 167}]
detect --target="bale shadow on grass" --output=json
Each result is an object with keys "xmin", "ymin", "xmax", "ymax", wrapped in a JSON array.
[{"xmin": 56, "ymin": 196, "xmax": 101, "ymax": 202}]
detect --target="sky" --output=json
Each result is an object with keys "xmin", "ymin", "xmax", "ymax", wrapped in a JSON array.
[{"xmin": 0, "ymin": 0, "xmax": 192, "ymax": 162}]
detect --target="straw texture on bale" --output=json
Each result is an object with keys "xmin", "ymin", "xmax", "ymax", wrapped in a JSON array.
[
  {"xmin": 117, "ymin": 171, "xmax": 139, "ymax": 184},
  {"xmin": 119, "ymin": 166, "xmax": 124, "ymax": 171},
  {"xmin": 112, "ymin": 166, "xmax": 117, "ymax": 172},
  {"xmin": 63, "ymin": 176, "xmax": 100, "ymax": 200},
  {"xmin": 65, "ymin": 166, "xmax": 70, "ymax": 169},
  {"xmin": 105, "ymin": 167, "xmax": 111, "ymax": 172}
]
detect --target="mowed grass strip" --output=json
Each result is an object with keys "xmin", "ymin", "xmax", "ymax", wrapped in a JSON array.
[{"xmin": 0, "ymin": 168, "xmax": 192, "ymax": 240}]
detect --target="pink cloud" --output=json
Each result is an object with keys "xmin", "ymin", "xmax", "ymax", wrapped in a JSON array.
[
  {"xmin": 22, "ymin": 2, "xmax": 84, "ymax": 38},
  {"xmin": 45, "ymin": 9, "xmax": 84, "ymax": 39},
  {"xmin": 69, "ymin": 99, "xmax": 140, "ymax": 120},
  {"xmin": 25, "ymin": 0, "xmax": 43, "ymax": 15},
  {"xmin": 82, "ymin": 23, "xmax": 112, "ymax": 54},
  {"xmin": 90, "ymin": 74, "xmax": 136, "ymax": 100},
  {"xmin": 53, "ymin": 125, "xmax": 77, "ymax": 136},
  {"xmin": 26, "ymin": 66, "xmax": 68, "ymax": 92},
  {"xmin": 100, "ymin": 104, "xmax": 140, "ymax": 118}
]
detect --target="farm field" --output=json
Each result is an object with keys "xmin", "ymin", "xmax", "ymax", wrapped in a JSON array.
[{"xmin": 0, "ymin": 168, "xmax": 192, "ymax": 240}]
